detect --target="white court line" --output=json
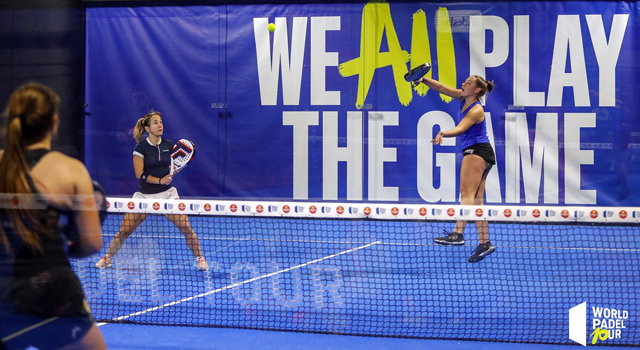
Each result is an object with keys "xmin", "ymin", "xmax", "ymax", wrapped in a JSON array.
[{"xmin": 98, "ymin": 240, "xmax": 381, "ymax": 325}]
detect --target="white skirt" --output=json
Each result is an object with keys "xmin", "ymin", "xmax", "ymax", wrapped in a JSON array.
[{"xmin": 132, "ymin": 187, "xmax": 180, "ymax": 200}]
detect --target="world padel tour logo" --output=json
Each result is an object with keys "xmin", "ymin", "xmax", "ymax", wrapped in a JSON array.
[{"xmin": 569, "ymin": 302, "xmax": 629, "ymax": 345}]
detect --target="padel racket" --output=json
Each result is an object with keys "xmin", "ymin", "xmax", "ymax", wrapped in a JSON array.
[
  {"xmin": 404, "ymin": 63, "xmax": 431, "ymax": 83},
  {"xmin": 170, "ymin": 139, "xmax": 196, "ymax": 175}
]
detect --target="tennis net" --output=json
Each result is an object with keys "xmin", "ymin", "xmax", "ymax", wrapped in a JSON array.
[{"xmin": 73, "ymin": 198, "xmax": 640, "ymax": 345}]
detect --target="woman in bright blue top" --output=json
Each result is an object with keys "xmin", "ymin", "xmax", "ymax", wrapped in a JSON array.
[{"xmin": 418, "ymin": 75, "xmax": 496, "ymax": 262}]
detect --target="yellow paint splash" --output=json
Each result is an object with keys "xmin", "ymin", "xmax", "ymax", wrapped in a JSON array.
[
  {"xmin": 338, "ymin": 2, "xmax": 411, "ymax": 108},
  {"xmin": 435, "ymin": 7, "xmax": 456, "ymax": 103}
]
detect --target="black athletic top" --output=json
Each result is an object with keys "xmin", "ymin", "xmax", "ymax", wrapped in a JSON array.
[
  {"xmin": 0, "ymin": 149, "xmax": 90, "ymax": 318},
  {"xmin": 133, "ymin": 137, "xmax": 174, "ymax": 194}
]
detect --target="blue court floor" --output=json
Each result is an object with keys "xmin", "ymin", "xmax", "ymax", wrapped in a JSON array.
[{"xmin": 98, "ymin": 323, "xmax": 629, "ymax": 350}]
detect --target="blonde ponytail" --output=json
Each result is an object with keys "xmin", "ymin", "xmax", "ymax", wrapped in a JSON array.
[
  {"xmin": 133, "ymin": 117, "xmax": 146, "ymax": 143},
  {"xmin": 133, "ymin": 111, "xmax": 160, "ymax": 143}
]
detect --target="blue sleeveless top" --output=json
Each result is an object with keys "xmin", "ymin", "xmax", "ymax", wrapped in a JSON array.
[{"xmin": 459, "ymin": 100, "xmax": 490, "ymax": 149}]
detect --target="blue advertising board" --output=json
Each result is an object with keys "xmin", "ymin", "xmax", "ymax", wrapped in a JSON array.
[{"xmin": 84, "ymin": 2, "xmax": 639, "ymax": 206}]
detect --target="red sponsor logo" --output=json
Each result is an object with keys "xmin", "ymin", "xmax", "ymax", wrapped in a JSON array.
[
  {"xmin": 204, "ymin": 203, "xmax": 212, "ymax": 212},
  {"xmin": 127, "ymin": 201, "xmax": 134, "ymax": 210},
  {"xmin": 504, "ymin": 208, "xmax": 512, "ymax": 217},
  {"xmin": 106, "ymin": 201, "xmax": 111, "ymax": 209},
  {"xmin": 178, "ymin": 203, "xmax": 186, "ymax": 211},
  {"xmin": 283, "ymin": 205, "xmax": 290, "ymax": 214},
  {"xmin": 391, "ymin": 207, "xmax": 399, "ymax": 216},
  {"xmin": 419, "ymin": 207, "xmax": 427, "ymax": 216},
  {"xmin": 336, "ymin": 206, "xmax": 344, "ymax": 215},
  {"xmin": 447, "ymin": 208, "xmax": 455, "ymax": 216},
  {"xmin": 533, "ymin": 209, "xmax": 541, "ymax": 218},
  {"xmin": 230, "ymin": 204, "xmax": 238, "ymax": 212},
  {"xmin": 256, "ymin": 204, "xmax": 264, "ymax": 213},
  {"xmin": 475, "ymin": 208, "xmax": 483, "ymax": 217},
  {"xmin": 10, "ymin": 196, "xmax": 19, "ymax": 206},
  {"xmin": 363, "ymin": 207, "xmax": 372, "ymax": 215},
  {"xmin": 153, "ymin": 202, "xmax": 160, "ymax": 210},
  {"xmin": 619, "ymin": 210, "xmax": 628, "ymax": 219},
  {"xmin": 309, "ymin": 205, "xmax": 317, "ymax": 214},
  {"xmin": 561, "ymin": 209, "xmax": 570, "ymax": 218},
  {"xmin": 590, "ymin": 210, "xmax": 598, "ymax": 219}
]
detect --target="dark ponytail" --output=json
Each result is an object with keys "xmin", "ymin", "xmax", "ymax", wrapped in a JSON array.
[
  {"xmin": 0, "ymin": 83, "xmax": 60, "ymax": 253},
  {"xmin": 473, "ymin": 75, "xmax": 494, "ymax": 98}
]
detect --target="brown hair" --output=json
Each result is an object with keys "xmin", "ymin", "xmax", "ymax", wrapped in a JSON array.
[
  {"xmin": 472, "ymin": 75, "xmax": 494, "ymax": 99},
  {"xmin": 0, "ymin": 83, "xmax": 60, "ymax": 252},
  {"xmin": 133, "ymin": 110, "xmax": 161, "ymax": 143}
]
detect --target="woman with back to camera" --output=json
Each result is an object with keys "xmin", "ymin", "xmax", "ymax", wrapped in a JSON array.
[
  {"xmin": 418, "ymin": 74, "xmax": 496, "ymax": 262},
  {"xmin": 95, "ymin": 111, "xmax": 208, "ymax": 271},
  {"xmin": 0, "ymin": 83, "xmax": 107, "ymax": 349}
]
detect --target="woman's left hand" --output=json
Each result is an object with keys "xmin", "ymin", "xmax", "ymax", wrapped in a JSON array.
[
  {"xmin": 431, "ymin": 131, "xmax": 444, "ymax": 145},
  {"xmin": 160, "ymin": 174, "xmax": 173, "ymax": 185}
]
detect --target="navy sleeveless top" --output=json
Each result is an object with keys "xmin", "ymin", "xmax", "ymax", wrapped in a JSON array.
[{"xmin": 0, "ymin": 149, "xmax": 89, "ymax": 318}]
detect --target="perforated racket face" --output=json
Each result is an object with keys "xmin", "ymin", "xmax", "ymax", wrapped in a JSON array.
[
  {"xmin": 404, "ymin": 63, "xmax": 431, "ymax": 82},
  {"xmin": 171, "ymin": 139, "xmax": 196, "ymax": 174}
]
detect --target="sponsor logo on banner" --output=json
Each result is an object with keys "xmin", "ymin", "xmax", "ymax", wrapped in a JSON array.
[{"xmin": 570, "ymin": 302, "xmax": 630, "ymax": 345}]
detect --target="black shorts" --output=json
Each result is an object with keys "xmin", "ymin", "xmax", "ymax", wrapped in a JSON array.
[{"xmin": 462, "ymin": 142, "xmax": 496, "ymax": 166}]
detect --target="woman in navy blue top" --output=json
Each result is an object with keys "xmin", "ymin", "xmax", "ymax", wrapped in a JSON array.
[
  {"xmin": 0, "ymin": 83, "xmax": 106, "ymax": 349},
  {"xmin": 95, "ymin": 111, "xmax": 208, "ymax": 271},
  {"xmin": 418, "ymin": 75, "xmax": 496, "ymax": 262}
]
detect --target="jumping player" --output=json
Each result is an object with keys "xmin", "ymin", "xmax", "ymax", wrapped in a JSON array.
[{"xmin": 418, "ymin": 75, "xmax": 496, "ymax": 262}]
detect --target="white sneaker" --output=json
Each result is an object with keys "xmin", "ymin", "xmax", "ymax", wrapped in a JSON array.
[
  {"xmin": 197, "ymin": 256, "xmax": 209, "ymax": 271},
  {"xmin": 95, "ymin": 254, "xmax": 112, "ymax": 268}
]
